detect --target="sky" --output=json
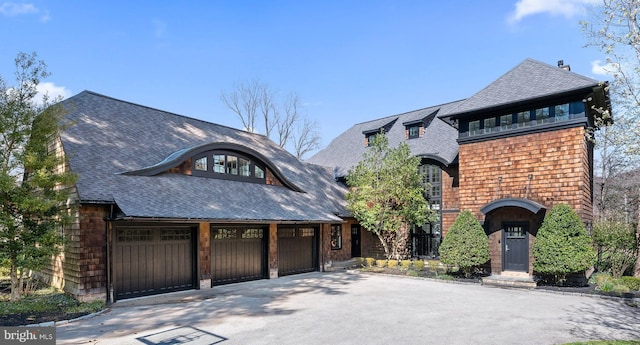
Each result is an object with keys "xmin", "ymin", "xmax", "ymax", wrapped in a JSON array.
[{"xmin": 0, "ymin": 0, "xmax": 610, "ymax": 158}]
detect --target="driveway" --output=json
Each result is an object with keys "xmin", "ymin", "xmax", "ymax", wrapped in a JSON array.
[{"xmin": 56, "ymin": 272, "xmax": 639, "ymax": 345}]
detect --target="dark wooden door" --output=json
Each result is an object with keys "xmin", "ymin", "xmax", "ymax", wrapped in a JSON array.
[
  {"xmin": 278, "ymin": 227, "xmax": 317, "ymax": 276},
  {"xmin": 211, "ymin": 227, "xmax": 267, "ymax": 286},
  {"xmin": 114, "ymin": 226, "xmax": 195, "ymax": 300},
  {"xmin": 502, "ymin": 222, "xmax": 529, "ymax": 272},
  {"xmin": 351, "ymin": 225, "xmax": 361, "ymax": 257}
]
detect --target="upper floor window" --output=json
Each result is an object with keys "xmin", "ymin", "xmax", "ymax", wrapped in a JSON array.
[
  {"xmin": 420, "ymin": 164, "xmax": 441, "ymax": 202},
  {"xmin": 460, "ymin": 101, "xmax": 586, "ymax": 138},
  {"xmin": 365, "ymin": 131, "xmax": 384, "ymax": 146},
  {"xmin": 407, "ymin": 124, "xmax": 421, "ymax": 139},
  {"xmin": 192, "ymin": 150, "xmax": 266, "ymax": 182}
]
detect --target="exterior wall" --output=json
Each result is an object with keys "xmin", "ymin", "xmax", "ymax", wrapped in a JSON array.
[
  {"xmin": 458, "ymin": 127, "xmax": 592, "ymax": 222},
  {"xmin": 39, "ymin": 203, "xmax": 109, "ymax": 302},
  {"xmin": 441, "ymin": 165, "xmax": 460, "ymax": 236},
  {"xmin": 361, "ymin": 230, "xmax": 386, "ymax": 259}
]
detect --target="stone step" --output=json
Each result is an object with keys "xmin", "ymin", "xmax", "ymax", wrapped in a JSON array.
[{"xmin": 482, "ymin": 275, "xmax": 537, "ymax": 288}]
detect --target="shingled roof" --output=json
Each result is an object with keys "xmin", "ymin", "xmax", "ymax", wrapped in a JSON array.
[
  {"xmin": 58, "ymin": 91, "xmax": 345, "ymax": 222},
  {"xmin": 306, "ymin": 100, "xmax": 463, "ymax": 177},
  {"xmin": 440, "ymin": 58, "xmax": 602, "ymax": 119}
]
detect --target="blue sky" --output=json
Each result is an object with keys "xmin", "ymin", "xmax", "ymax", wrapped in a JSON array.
[{"xmin": 0, "ymin": 0, "xmax": 608, "ymax": 157}]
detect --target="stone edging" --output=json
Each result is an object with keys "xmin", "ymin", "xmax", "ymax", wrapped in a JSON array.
[{"xmin": 23, "ymin": 308, "xmax": 109, "ymax": 327}]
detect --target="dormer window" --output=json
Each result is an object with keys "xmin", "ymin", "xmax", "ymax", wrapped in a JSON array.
[
  {"xmin": 193, "ymin": 150, "xmax": 266, "ymax": 182},
  {"xmin": 407, "ymin": 124, "xmax": 421, "ymax": 139},
  {"xmin": 364, "ymin": 131, "xmax": 384, "ymax": 147}
]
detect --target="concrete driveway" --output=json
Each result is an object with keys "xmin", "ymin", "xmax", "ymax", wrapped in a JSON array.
[{"xmin": 56, "ymin": 271, "xmax": 639, "ymax": 345}]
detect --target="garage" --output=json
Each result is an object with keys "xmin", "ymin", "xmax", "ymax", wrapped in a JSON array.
[
  {"xmin": 210, "ymin": 226, "xmax": 268, "ymax": 286},
  {"xmin": 113, "ymin": 225, "xmax": 197, "ymax": 300},
  {"xmin": 278, "ymin": 226, "xmax": 318, "ymax": 276}
]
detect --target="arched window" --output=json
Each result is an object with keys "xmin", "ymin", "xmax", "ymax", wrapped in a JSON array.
[{"xmin": 192, "ymin": 150, "xmax": 266, "ymax": 182}]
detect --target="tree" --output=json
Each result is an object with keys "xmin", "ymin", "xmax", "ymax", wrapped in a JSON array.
[
  {"xmin": 220, "ymin": 80, "xmax": 321, "ymax": 159},
  {"xmin": 532, "ymin": 204, "xmax": 597, "ymax": 284},
  {"xmin": 0, "ymin": 52, "xmax": 75, "ymax": 301},
  {"xmin": 438, "ymin": 210, "xmax": 490, "ymax": 278},
  {"xmin": 345, "ymin": 132, "xmax": 436, "ymax": 260},
  {"xmin": 582, "ymin": 0, "xmax": 640, "ymax": 277},
  {"xmin": 593, "ymin": 220, "xmax": 637, "ymax": 277}
]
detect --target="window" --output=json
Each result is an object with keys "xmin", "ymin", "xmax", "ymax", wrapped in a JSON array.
[
  {"xmin": 407, "ymin": 125, "xmax": 420, "ymax": 139},
  {"xmin": 554, "ymin": 103, "xmax": 569, "ymax": 121},
  {"xmin": 255, "ymin": 165, "xmax": 265, "ymax": 179},
  {"xmin": 239, "ymin": 158, "xmax": 250, "ymax": 177},
  {"xmin": 420, "ymin": 164, "xmax": 441, "ymax": 200},
  {"xmin": 300, "ymin": 228, "xmax": 315, "ymax": 237},
  {"xmin": 213, "ymin": 154, "xmax": 225, "ymax": 173},
  {"xmin": 535, "ymin": 107, "xmax": 550, "ymax": 124},
  {"xmin": 212, "ymin": 228, "xmax": 237, "ymax": 240},
  {"xmin": 192, "ymin": 150, "xmax": 267, "ymax": 183},
  {"xmin": 517, "ymin": 111, "xmax": 530, "ymax": 127},
  {"xmin": 331, "ymin": 225, "xmax": 342, "ymax": 250},
  {"xmin": 366, "ymin": 132, "xmax": 382, "ymax": 146},
  {"xmin": 483, "ymin": 118, "xmax": 496, "ymax": 134},
  {"xmin": 194, "ymin": 157, "xmax": 207, "ymax": 171},
  {"xmin": 469, "ymin": 120, "xmax": 480, "ymax": 136},
  {"xmin": 500, "ymin": 114, "xmax": 513, "ymax": 130},
  {"xmin": 241, "ymin": 228, "xmax": 263, "ymax": 239},
  {"xmin": 226, "ymin": 156, "xmax": 238, "ymax": 175}
]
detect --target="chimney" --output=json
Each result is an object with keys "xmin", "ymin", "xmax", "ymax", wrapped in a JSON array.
[{"xmin": 557, "ymin": 59, "xmax": 571, "ymax": 71}]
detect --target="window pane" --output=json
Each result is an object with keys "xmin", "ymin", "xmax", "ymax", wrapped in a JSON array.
[
  {"xmin": 408, "ymin": 125, "xmax": 420, "ymax": 139},
  {"xmin": 469, "ymin": 120, "xmax": 480, "ymax": 136},
  {"xmin": 239, "ymin": 158, "xmax": 250, "ymax": 177},
  {"xmin": 517, "ymin": 111, "xmax": 530, "ymax": 127},
  {"xmin": 195, "ymin": 157, "xmax": 207, "ymax": 171},
  {"xmin": 226, "ymin": 155, "xmax": 238, "ymax": 175},
  {"xmin": 213, "ymin": 154, "xmax": 225, "ymax": 173},
  {"xmin": 536, "ymin": 107, "xmax": 550, "ymax": 123},
  {"xmin": 430, "ymin": 165, "xmax": 440, "ymax": 183},
  {"xmin": 331, "ymin": 225, "xmax": 342, "ymax": 250},
  {"xmin": 255, "ymin": 165, "xmax": 264, "ymax": 179},
  {"xmin": 555, "ymin": 103, "xmax": 569, "ymax": 121},
  {"xmin": 500, "ymin": 114, "xmax": 513, "ymax": 129},
  {"xmin": 483, "ymin": 118, "xmax": 496, "ymax": 133}
]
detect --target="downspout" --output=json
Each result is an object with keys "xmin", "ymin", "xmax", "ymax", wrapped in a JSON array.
[{"xmin": 105, "ymin": 204, "xmax": 114, "ymax": 305}]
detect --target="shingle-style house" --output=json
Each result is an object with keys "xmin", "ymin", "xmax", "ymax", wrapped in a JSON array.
[
  {"xmin": 40, "ymin": 58, "xmax": 610, "ymax": 302},
  {"xmin": 308, "ymin": 58, "xmax": 611, "ymax": 277}
]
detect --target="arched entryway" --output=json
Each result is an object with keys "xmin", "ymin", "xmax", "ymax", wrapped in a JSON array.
[{"xmin": 480, "ymin": 198, "xmax": 546, "ymax": 276}]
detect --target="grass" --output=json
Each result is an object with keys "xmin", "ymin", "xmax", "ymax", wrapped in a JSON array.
[{"xmin": 563, "ymin": 341, "xmax": 640, "ymax": 345}]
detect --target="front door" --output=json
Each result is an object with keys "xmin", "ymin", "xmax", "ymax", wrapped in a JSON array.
[
  {"xmin": 351, "ymin": 225, "xmax": 361, "ymax": 257},
  {"xmin": 502, "ymin": 222, "xmax": 529, "ymax": 272}
]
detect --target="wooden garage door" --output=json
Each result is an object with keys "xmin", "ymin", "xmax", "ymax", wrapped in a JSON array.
[
  {"xmin": 114, "ymin": 226, "xmax": 195, "ymax": 300},
  {"xmin": 278, "ymin": 226, "xmax": 318, "ymax": 276},
  {"xmin": 211, "ymin": 227, "xmax": 267, "ymax": 286}
]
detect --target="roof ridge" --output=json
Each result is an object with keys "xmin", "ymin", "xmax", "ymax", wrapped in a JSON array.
[{"xmin": 73, "ymin": 90, "xmax": 270, "ymax": 140}]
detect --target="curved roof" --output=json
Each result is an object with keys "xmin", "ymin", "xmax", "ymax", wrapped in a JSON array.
[
  {"xmin": 58, "ymin": 91, "xmax": 345, "ymax": 222},
  {"xmin": 480, "ymin": 198, "xmax": 547, "ymax": 215}
]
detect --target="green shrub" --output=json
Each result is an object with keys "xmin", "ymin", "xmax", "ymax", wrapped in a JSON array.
[
  {"xmin": 387, "ymin": 260, "xmax": 398, "ymax": 269},
  {"xmin": 532, "ymin": 204, "xmax": 596, "ymax": 284},
  {"xmin": 354, "ymin": 257, "xmax": 365, "ymax": 267},
  {"xmin": 593, "ymin": 221, "xmax": 637, "ymax": 278},
  {"xmin": 406, "ymin": 270, "xmax": 419, "ymax": 277},
  {"xmin": 438, "ymin": 210, "xmax": 489, "ymax": 278},
  {"xmin": 376, "ymin": 259, "xmax": 387, "ymax": 268},
  {"xmin": 400, "ymin": 260, "xmax": 412, "ymax": 270},
  {"xmin": 365, "ymin": 257, "xmax": 375, "ymax": 267},
  {"xmin": 621, "ymin": 276, "xmax": 640, "ymax": 291},
  {"xmin": 413, "ymin": 260, "xmax": 425, "ymax": 271}
]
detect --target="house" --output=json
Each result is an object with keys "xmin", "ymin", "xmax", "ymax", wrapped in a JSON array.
[
  {"xmin": 40, "ymin": 58, "xmax": 610, "ymax": 302},
  {"xmin": 42, "ymin": 91, "xmax": 350, "ymax": 302},
  {"xmin": 308, "ymin": 58, "xmax": 611, "ymax": 277}
]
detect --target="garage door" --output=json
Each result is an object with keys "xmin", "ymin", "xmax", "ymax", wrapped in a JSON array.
[
  {"xmin": 113, "ymin": 225, "xmax": 196, "ymax": 300},
  {"xmin": 278, "ymin": 226, "xmax": 318, "ymax": 276},
  {"xmin": 211, "ymin": 227, "xmax": 267, "ymax": 286}
]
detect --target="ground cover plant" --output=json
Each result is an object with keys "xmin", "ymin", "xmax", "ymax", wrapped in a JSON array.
[{"xmin": 0, "ymin": 269, "xmax": 104, "ymax": 326}]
